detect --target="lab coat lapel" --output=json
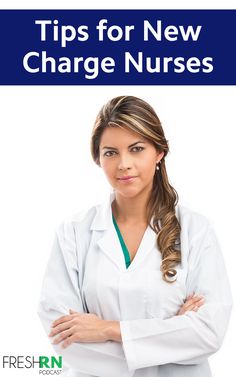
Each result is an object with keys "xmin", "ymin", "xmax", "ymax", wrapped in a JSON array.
[
  {"xmin": 91, "ymin": 192, "xmax": 126, "ymax": 271},
  {"xmin": 97, "ymin": 226, "xmax": 127, "ymax": 271},
  {"xmin": 97, "ymin": 219, "xmax": 157, "ymax": 272}
]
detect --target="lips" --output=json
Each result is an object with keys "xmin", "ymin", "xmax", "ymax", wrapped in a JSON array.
[{"xmin": 117, "ymin": 176, "xmax": 137, "ymax": 180}]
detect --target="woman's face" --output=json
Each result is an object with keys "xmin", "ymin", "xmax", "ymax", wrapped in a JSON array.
[{"xmin": 99, "ymin": 126, "xmax": 164, "ymax": 198}]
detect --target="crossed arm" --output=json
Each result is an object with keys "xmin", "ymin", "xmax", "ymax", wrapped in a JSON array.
[{"xmin": 48, "ymin": 294, "xmax": 205, "ymax": 348}]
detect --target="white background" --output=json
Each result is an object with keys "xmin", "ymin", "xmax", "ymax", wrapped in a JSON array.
[{"xmin": 0, "ymin": 1, "xmax": 235, "ymax": 376}]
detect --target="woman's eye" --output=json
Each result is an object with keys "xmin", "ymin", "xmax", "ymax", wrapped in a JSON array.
[
  {"xmin": 131, "ymin": 146, "xmax": 144, "ymax": 152},
  {"xmin": 104, "ymin": 151, "xmax": 116, "ymax": 157},
  {"xmin": 103, "ymin": 147, "xmax": 144, "ymax": 157}
]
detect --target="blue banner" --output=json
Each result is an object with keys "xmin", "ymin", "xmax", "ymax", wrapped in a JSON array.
[{"xmin": 0, "ymin": 9, "xmax": 235, "ymax": 85}]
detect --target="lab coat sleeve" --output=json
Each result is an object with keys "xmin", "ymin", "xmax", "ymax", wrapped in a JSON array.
[
  {"xmin": 38, "ymin": 221, "xmax": 133, "ymax": 377},
  {"xmin": 120, "ymin": 221, "xmax": 233, "ymax": 371}
]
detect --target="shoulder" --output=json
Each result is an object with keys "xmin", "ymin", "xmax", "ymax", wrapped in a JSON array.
[
  {"xmin": 56, "ymin": 204, "xmax": 99, "ymax": 237},
  {"xmin": 176, "ymin": 204, "xmax": 213, "ymax": 246}
]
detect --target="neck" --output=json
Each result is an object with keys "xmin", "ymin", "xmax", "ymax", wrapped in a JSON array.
[{"xmin": 112, "ymin": 190, "xmax": 150, "ymax": 225}]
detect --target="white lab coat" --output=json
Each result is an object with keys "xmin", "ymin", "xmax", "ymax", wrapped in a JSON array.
[{"xmin": 38, "ymin": 191, "xmax": 233, "ymax": 377}]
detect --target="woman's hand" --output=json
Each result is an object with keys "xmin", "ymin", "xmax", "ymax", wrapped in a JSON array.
[
  {"xmin": 48, "ymin": 310, "xmax": 119, "ymax": 348},
  {"xmin": 176, "ymin": 293, "xmax": 205, "ymax": 315}
]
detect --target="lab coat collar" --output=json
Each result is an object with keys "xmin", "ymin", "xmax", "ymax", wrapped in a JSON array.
[{"xmin": 90, "ymin": 191, "xmax": 116, "ymax": 231}]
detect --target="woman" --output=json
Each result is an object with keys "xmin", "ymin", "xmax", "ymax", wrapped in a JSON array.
[{"xmin": 38, "ymin": 96, "xmax": 232, "ymax": 377}]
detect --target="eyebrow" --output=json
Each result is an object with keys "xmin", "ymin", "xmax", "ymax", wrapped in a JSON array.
[{"xmin": 102, "ymin": 141, "xmax": 146, "ymax": 150}]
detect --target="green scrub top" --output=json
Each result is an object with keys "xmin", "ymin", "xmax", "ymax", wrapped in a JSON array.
[{"xmin": 112, "ymin": 214, "xmax": 131, "ymax": 268}]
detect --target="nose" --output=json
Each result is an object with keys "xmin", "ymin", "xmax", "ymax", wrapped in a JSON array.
[{"xmin": 118, "ymin": 153, "xmax": 132, "ymax": 171}]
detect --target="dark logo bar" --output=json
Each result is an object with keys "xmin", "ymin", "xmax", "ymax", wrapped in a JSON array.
[{"xmin": 0, "ymin": 10, "xmax": 235, "ymax": 85}]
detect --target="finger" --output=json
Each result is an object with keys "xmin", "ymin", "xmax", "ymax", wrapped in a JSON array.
[
  {"xmin": 184, "ymin": 293, "xmax": 201, "ymax": 303},
  {"xmin": 49, "ymin": 320, "xmax": 74, "ymax": 337},
  {"xmin": 179, "ymin": 297, "xmax": 205, "ymax": 315},
  {"xmin": 192, "ymin": 294, "xmax": 204, "ymax": 301},
  {"xmin": 194, "ymin": 298, "xmax": 205, "ymax": 308},
  {"xmin": 52, "ymin": 328, "xmax": 74, "ymax": 345},
  {"xmin": 186, "ymin": 293, "xmax": 195, "ymax": 301},
  {"xmin": 62, "ymin": 334, "xmax": 77, "ymax": 348},
  {"xmin": 190, "ymin": 296, "xmax": 205, "ymax": 307},
  {"xmin": 69, "ymin": 309, "xmax": 78, "ymax": 314},
  {"xmin": 51, "ymin": 315, "xmax": 73, "ymax": 328},
  {"xmin": 185, "ymin": 299, "xmax": 205, "ymax": 313},
  {"xmin": 184, "ymin": 296, "xmax": 204, "ymax": 309},
  {"xmin": 187, "ymin": 294, "xmax": 204, "ymax": 302}
]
